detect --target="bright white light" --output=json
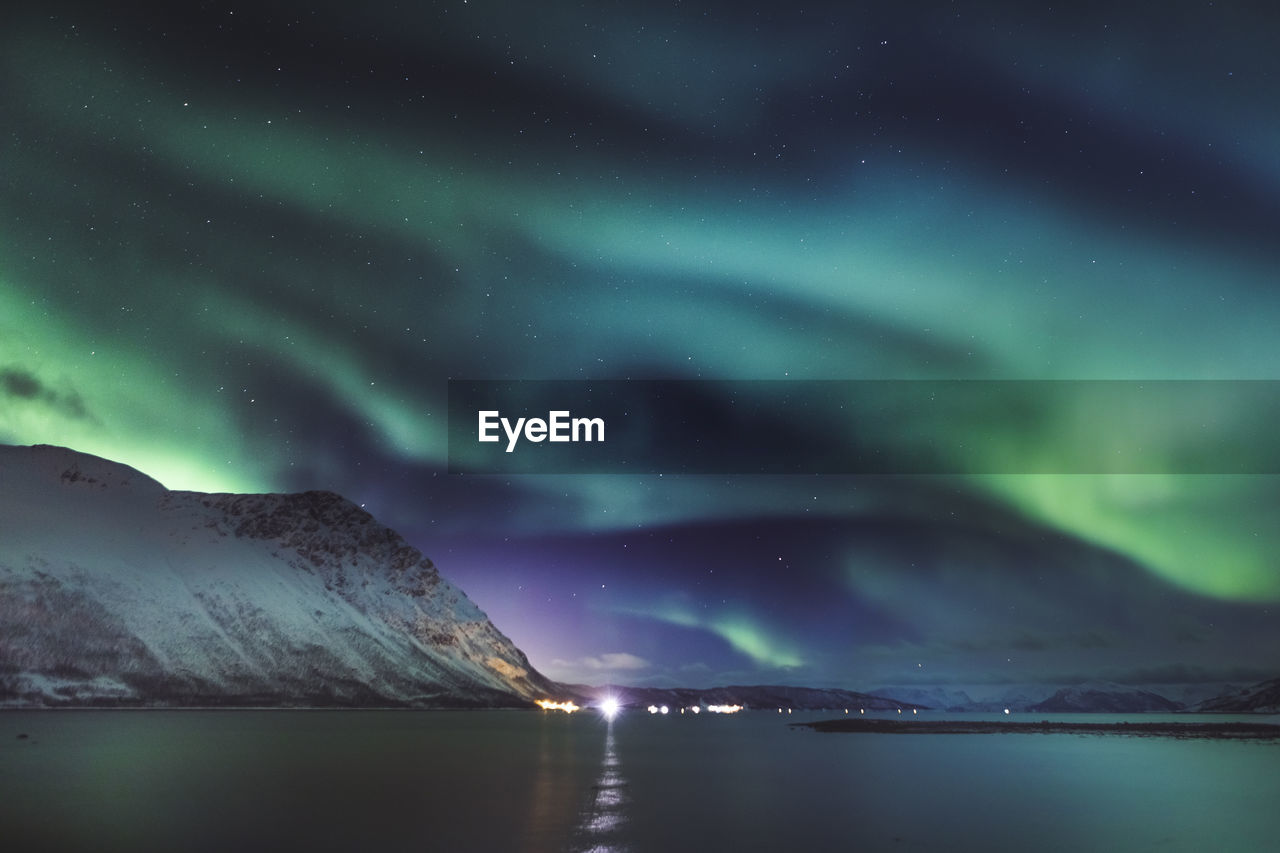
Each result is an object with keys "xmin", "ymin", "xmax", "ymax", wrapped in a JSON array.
[
  {"xmin": 706, "ymin": 704, "xmax": 742, "ymax": 714},
  {"xmin": 647, "ymin": 705, "xmax": 659, "ymax": 714},
  {"xmin": 659, "ymin": 705, "xmax": 669, "ymax": 715},
  {"xmin": 1004, "ymin": 708, "xmax": 1011, "ymax": 715},
  {"xmin": 691, "ymin": 706, "xmax": 701, "ymax": 714},
  {"xmin": 600, "ymin": 698, "xmax": 620, "ymax": 720}
]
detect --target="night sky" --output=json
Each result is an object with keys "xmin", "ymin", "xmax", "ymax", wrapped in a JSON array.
[{"xmin": 3, "ymin": 0, "xmax": 1277, "ymax": 694}]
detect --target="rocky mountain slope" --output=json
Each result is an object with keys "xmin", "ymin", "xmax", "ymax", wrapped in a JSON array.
[
  {"xmin": 1193, "ymin": 677, "xmax": 1280, "ymax": 714},
  {"xmin": 1028, "ymin": 682, "xmax": 1184, "ymax": 713},
  {"xmin": 0, "ymin": 444, "xmax": 555, "ymax": 707}
]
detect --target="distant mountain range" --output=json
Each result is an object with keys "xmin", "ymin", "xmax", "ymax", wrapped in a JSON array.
[
  {"xmin": 1028, "ymin": 682, "xmax": 1184, "ymax": 713},
  {"xmin": 873, "ymin": 681, "xmax": 1280, "ymax": 714},
  {"xmin": 1192, "ymin": 677, "xmax": 1280, "ymax": 714},
  {"xmin": 0, "ymin": 444, "xmax": 555, "ymax": 707},
  {"xmin": 868, "ymin": 686, "xmax": 986, "ymax": 712},
  {"xmin": 568, "ymin": 683, "xmax": 921, "ymax": 712},
  {"xmin": 569, "ymin": 681, "xmax": 1280, "ymax": 714}
]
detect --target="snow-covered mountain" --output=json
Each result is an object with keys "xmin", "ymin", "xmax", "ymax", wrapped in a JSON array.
[
  {"xmin": 865, "ymin": 684, "xmax": 1057, "ymax": 713},
  {"xmin": 1028, "ymin": 682, "xmax": 1183, "ymax": 713},
  {"xmin": 0, "ymin": 444, "xmax": 555, "ymax": 707},
  {"xmin": 1193, "ymin": 678, "xmax": 1280, "ymax": 714}
]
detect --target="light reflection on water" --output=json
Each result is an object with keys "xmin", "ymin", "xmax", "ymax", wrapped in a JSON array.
[{"xmin": 571, "ymin": 720, "xmax": 631, "ymax": 852}]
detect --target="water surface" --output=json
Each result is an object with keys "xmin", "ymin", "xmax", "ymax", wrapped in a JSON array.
[{"xmin": 2, "ymin": 710, "xmax": 1277, "ymax": 851}]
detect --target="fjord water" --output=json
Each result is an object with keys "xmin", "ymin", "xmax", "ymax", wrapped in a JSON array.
[{"xmin": 2, "ymin": 710, "xmax": 1277, "ymax": 852}]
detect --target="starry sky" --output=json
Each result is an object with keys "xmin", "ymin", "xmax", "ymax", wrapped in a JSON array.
[{"xmin": 3, "ymin": 0, "xmax": 1277, "ymax": 694}]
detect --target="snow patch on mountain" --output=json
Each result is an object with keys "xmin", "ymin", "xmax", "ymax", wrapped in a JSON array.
[{"xmin": 1029, "ymin": 682, "xmax": 1183, "ymax": 713}]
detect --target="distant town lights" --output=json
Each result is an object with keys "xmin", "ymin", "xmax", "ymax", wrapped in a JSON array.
[{"xmin": 536, "ymin": 699, "xmax": 579, "ymax": 713}]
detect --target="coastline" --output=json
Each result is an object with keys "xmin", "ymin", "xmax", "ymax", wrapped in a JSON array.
[{"xmin": 796, "ymin": 718, "xmax": 1280, "ymax": 740}]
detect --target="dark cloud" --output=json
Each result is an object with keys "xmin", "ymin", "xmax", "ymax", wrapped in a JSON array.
[
  {"xmin": 1090, "ymin": 663, "xmax": 1277, "ymax": 687},
  {"xmin": 1, "ymin": 369, "xmax": 41, "ymax": 399},
  {"xmin": 0, "ymin": 367, "xmax": 93, "ymax": 422},
  {"xmin": 1074, "ymin": 631, "xmax": 1113, "ymax": 650}
]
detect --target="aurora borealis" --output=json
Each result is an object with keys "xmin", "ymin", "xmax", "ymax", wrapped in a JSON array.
[{"xmin": 2, "ymin": 0, "xmax": 1277, "ymax": 693}]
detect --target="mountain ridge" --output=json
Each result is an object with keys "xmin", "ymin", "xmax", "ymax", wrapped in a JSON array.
[
  {"xmin": 565, "ymin": 682, "xmax": 922, "ymax": 712},
  {"xmin": 1028, "ymin": 682, "xmax": 1185, "ymax": 713},
  {"xmin": 1192, "ymin": 677, "xmax": 1280, "ymax": 714}
]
